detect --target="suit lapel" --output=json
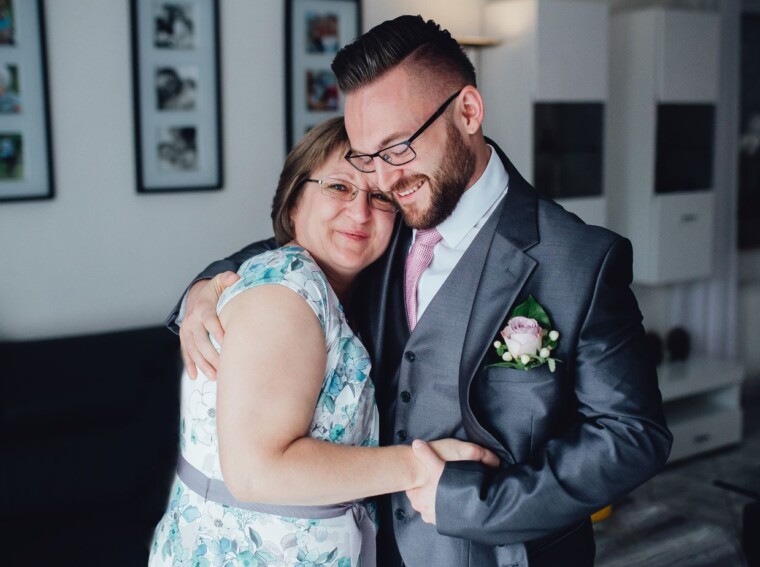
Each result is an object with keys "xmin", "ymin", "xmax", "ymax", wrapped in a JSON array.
[
  {"xmin": 363, "ymin": 218, "xmax": 411, "ymax": 383},
  {"xmin": 458, "ymin": 143, "xmax": 540, "ymax": 457}
]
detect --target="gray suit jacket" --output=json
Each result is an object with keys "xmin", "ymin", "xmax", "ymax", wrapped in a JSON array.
[
  {"xmin": 167, "ymin": 142, "xmax": 672, "ymax": 567},
  {"xmin": 352, "ymin": 141, "xmax": 672, "ymax": 566}
]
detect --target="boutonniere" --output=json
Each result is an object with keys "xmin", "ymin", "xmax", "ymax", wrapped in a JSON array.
[{"xmin": 487, "ymin": 295, "xmax": 561, "ymax": 372}]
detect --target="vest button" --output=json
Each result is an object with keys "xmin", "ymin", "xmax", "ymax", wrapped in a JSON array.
[
  {"xmin": 404, "ymin": 351, "xmax": 416, "ymax": 362},
  {"xmin": 397, "ymin": 429, "xmax": 408, "ymax": 441},
  {"xmin": 394, "ymin": 508, "xmax": 406, "ymax": 521},
  {"xmin": 400, "ymin": 391, "xmax": 411, "ymax": 403}
]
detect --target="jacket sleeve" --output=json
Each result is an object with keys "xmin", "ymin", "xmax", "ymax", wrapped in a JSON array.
[
  {"xmin": 435, "ymin": 237, "xmax": 672, "ymax": 545},
  {"xmin": 165, "ymin": 237, "xmax": 279, "ymax": 334}
]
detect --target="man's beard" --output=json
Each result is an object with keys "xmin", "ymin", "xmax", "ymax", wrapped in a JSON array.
[{"xmin": 394, "ymin": 120, "xmax": 476, "ymax": 230}]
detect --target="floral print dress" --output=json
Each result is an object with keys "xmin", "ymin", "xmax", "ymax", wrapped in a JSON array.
[{"xmin": 150, "ymin": 246, "xmax": 380, "ymax": 567}]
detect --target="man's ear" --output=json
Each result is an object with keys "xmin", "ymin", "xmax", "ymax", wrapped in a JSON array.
[{"xmin": 457, "ymin": 86, "xmax": 485, "ymax": 134}]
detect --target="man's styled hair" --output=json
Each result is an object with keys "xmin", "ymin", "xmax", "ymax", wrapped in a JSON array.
[
  {"xmin": 331, "ymin": 15, "xmax": 476, "ymax": 94},
  {"xmin": 270, "ymin": 117, "xmax": 349, "ymax": 245}
]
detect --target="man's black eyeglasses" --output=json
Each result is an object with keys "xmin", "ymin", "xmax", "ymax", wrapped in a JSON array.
[{"xmin": 344, "ymin": 89, "xmax": 463, "ymax": 173}]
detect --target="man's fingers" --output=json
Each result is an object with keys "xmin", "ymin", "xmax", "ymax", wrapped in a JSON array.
[
  {"xmin": 412, "ymin": 439, "xmax": 443, "ymax": 467},
  {"xmin": 195, "ymin": 357, "xmax": 217, "ymax": 381},
  {"xmin": 210, "ymin": 271, "xmax": 240, "ymax": 298},
  {"xmin": 182, "ymin": 326, "xmax": 217, "ymax": 380},
  {"xmin": 181, "ymin": 345, "xmax": 198, "ymax": 380},
  {"xmin": 190, "ymin": 327, "xmax": 219, "ymax": 380},
  {"xmin": 194, "ymin": 326, "xmax": 220, "ymax": 369},
  {"xmin": 205, "ymin": 316, "xmax": 226, "ymax": 349},
  {"xmin": 218, "ymin": 271, "xmax": 240, "ymax": 288}
]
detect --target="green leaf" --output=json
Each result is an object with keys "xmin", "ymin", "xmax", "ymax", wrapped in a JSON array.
[
  {"xmin": 248, "ymin": 527, "xmax": 262, "ymax": 550},
  {"xmin": 511, "ymin": 296, "xmax": 551, "ymax": 329},
  {"xmin": 325, "ymin": 397, "xmax": 336, "ymax": 414},
  {"xmin": 486, "ymin": 361, "xmax": 529, "ymax": 370}
]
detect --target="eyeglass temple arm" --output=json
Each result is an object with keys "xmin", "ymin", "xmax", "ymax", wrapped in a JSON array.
[{"xmin": 406, "ymin": 89, "xmax": 463, "ymax": 146}]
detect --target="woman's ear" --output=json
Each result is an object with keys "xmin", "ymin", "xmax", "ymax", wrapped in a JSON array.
[{"xmin": 457, "ymin": 86, "xmax": 485, "ymax": 134}]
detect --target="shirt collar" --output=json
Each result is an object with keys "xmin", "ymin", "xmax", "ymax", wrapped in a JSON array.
[{"xmin": 428, "ymin": 145, "xmax": 509, "ymax": 248}]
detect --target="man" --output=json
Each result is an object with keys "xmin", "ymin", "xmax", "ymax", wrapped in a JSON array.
[{"xmin": 168, "ymin": 16, "xmax": 671, "ymax": 567}]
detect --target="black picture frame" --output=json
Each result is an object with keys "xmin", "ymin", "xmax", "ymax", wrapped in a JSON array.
[
  {"xmin": 285, "ymin": 0, "xmax": 360, "ymax": 151},
  {"xmin": 130, "ymin": 0, "xmax": 223, "ymax": 193},
  {"xmin": 0, "ymin": 0, "xmax": 54, "ymax": 203}
]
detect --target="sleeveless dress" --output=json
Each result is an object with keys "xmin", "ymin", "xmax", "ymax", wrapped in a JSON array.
[{"xmin": 149, "ymin": 246, "xmax": 380, "ymax": 567}]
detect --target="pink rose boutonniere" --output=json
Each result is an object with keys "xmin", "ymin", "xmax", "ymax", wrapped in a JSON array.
[{"xmin": 488, "ymin": 295, "xmax": 561, "ymax": 372}]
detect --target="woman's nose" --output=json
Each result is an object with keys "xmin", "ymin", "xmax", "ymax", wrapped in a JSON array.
[{"xmin": 344, "ymin": 190, "xmax": 372, "ymax": 222}]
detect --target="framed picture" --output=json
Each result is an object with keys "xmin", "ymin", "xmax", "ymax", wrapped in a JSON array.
[
  {"xmin": 130, "ymin": 0, "xmax": 222, "ymax": 193},
  {"xmin": 0, "ymin": 0, "xmax": 54, "ymax": 203},
  {"xmin": 285, "ymin": 0, "xmax": 360, "ymax": 150}
]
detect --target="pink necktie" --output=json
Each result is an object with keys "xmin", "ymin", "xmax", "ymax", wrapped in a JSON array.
[{"xmin": 405, "ymin": 228, "xmax": 442, "ymax": 331}]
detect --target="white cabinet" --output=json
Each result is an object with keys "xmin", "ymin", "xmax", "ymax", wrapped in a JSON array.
[
  {"xmin": 481, "ymin": 0, "xmax": 609, "ymax": 228},
  {"xmin": 606, "ymin": 7, "xmax": 720, "ymax": 285},
  {"xmin": 658, "ymin": 357, "xmax": 744, "ymax": 462}
]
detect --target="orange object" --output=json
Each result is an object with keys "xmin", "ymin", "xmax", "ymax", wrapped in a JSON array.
[{"xmin": 591, "ymin": 505, "xmax": 613, "ymax": 523}]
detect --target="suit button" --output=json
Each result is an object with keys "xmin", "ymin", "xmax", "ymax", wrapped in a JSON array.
[
  {"xmin": 397, "ymin": 429, "xmax": 408, "ymax": 441},
  {"xmin": 394, "ymin": 508, "xmax": 406, "ymax": 521},
  {"xmin": 400, "ymin": 391, "xmax": 411, "ymax": 403},
  {"xmin": 404, "ymin": 351, "xmax": 416, "ymax": 362}
]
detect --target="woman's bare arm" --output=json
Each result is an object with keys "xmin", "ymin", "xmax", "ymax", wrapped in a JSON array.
[{"xmin": 216, "ymin": 285, "xmax": 495, "ymax": 506}]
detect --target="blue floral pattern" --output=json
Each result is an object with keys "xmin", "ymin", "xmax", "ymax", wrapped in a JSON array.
[{"xmin": 150, "ymin": 246, "xmax": 379, "ymax": 566}]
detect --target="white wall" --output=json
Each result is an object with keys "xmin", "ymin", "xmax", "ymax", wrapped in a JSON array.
[
  {"xmin": 0, "ymin": 0, "xmax": 485, "ymax": 341},
  {"xmin": 0, "ymin": 0, "xmax": 284, "ymax": 340},
  {"xmin": 1, "ymin": 0, "xmax": 756, "ymax": 375},
  {"xmin": 363, "ymin": 1, "xmax": 484, "ymax": 35}
]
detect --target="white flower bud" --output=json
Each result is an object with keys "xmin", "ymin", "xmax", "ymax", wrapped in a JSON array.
[
  {"xmin": 494, "ymin": 340, "xmax": 502, "ymax": 349},
  {"xmin": 540, "ymin": 348, "xmax": 550, "ymax": 359},
  {"xmin": 520, "ymin": 354, "xmax": 531, "ymax": 365},
  {"xmin": 549, "ymin": 330, "xmax": 559, "ymax": 341},
  {"xmin": 502, "ymin": 352, "xmax": 512, "ymax": 362}
]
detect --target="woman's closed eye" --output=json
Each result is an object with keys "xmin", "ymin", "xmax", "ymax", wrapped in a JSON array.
[
  {"xmin": 324, "ymin": 181, "xmax": 354, "ymax": 195},
  {"xmin": 369, "ymin": 191, "xmax": 394, "ymax": 205}
]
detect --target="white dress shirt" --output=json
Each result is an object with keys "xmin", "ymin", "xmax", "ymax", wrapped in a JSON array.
[{"xmin": 412, "ymin": 146, "xmax": 510, "ymax": 323}]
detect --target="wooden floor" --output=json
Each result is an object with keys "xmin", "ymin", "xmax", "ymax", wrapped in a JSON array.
[{"xmin": 594, "ymin": 379, "xmax": 760, "ymax": 566}]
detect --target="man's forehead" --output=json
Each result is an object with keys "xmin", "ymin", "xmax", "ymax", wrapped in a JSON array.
[{"xmin": 344, "ymin": 88, "xmax": 422, "ymax": 151}]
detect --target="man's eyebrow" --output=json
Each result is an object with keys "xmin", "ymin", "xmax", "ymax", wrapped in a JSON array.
[
  {"xmin": 377, "ymin": 131, "xmax": 407, "ymax": 149},
  {"xmin": 352, "ymin": 130, "xmax": 408, "ymax": 154}
]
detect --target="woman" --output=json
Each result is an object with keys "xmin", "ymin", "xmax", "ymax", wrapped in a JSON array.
[{"xmin": 149, "ymin": 118, "xmax": 496, "ymax": 567}]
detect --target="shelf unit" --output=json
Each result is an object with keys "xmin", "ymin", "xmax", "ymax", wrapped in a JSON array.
[
  {"xmin": 658, "ymin": 356, "xmax": 744, "ymax": 462},
  {"xmin": 480, "ymin": 0, "xmax": 609, "ymax": 228},
  {"xmin": 605, "ymin": 7, "xmax": 720, "ymax": 284}
]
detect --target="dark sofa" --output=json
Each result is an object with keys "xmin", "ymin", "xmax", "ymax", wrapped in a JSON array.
[{"xmin": 1, "ymin": 326, "xmax": 181, "ymax": 566}]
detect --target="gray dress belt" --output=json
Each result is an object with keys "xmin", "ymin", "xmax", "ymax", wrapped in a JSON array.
[{"xmin": 177, "ymin": 455, "xmax": 376, "ymax": 567}]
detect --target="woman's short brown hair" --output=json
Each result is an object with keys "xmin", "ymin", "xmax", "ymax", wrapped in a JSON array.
[{"xmin": 271, "ymin": 117, "xmax": 349, "ymax": 245}]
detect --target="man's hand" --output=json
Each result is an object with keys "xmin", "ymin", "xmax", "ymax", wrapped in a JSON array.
[
  {"xmin": 406, "ymin": 439, "xmax": 499, "ymax": 525},
  {"xmin": 180, "ymin": 271, "xmax": 239, "ymax": 380}
]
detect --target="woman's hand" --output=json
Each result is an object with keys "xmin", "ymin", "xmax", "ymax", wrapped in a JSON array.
[
  {"xmin": 406, "ymin": 439, "xmax": 499, "ymax": 526},
  {"xmin": 428, "ymin": 438, "xmax": 500, "ymax": 467}
]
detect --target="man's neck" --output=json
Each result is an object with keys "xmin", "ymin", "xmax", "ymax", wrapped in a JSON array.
[{"xmin": 463, "ymin": 140, "xmax": 492, "ymax": 193}]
